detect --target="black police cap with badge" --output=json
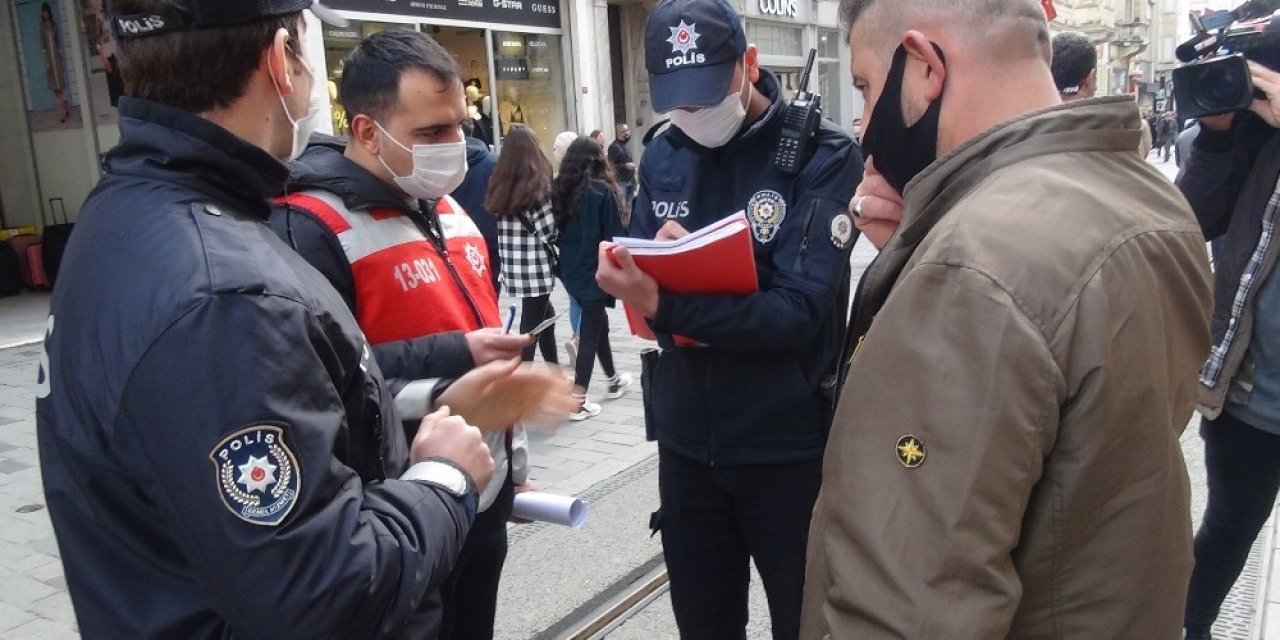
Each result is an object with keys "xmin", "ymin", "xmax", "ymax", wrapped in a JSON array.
[
  {"xmin": 110, "ymin": 0, "xmax": 347, "ymax": 40},
  {"xmin": 643, "ymin": 0, "xmax": 747, "ymax": 113}
]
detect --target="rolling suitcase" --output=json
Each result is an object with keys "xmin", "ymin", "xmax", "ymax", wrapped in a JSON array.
[
  {"xmin": 24, "ymin": 244, "xmax": 50, "ymax": 289},
  {"xmin": 8, "ymin": 234, "xmax": 42, "ymax": 289},
  {"xmin": 42, "ymin": 198, "xmax": 73, "ymax": 287}
]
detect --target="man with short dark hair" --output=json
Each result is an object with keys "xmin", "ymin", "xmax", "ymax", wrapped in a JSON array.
[
  {"xmin": 270, "ymin": 29, "xmax": 572, "ymax": 640},
  {"xmin": 801, "ymin": 0, "xmax": 1213, "ymax": 637},
  {"xmin": 35, "ymin": 1, "xmax": 507, "ymax": 638},
  {"xmin": 1050, "ymin": 31, "xmax": 1096, "ymax": 100},
  {"xmin": 608, "ymin": 123, "xmax": 637, "ymax": 205}
]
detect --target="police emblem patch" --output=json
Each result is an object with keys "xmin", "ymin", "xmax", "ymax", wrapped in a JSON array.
[
  {"xmin": 896, "ymin": 435, "xmax": 926, "ymax": 468},
  {"xmin": 667, "ymin": 20, "xmax": 701, "ymax": 55},
  {"xmin": 210, "ymin": 424, "xmax": 301, "ymax": 526},
  {"xmin": 464, "ymin": 241, "xmax": 487, "ymax": 278},
  {"xmin": 747, "ymin": 190, "xmax": 787, "ymax": 244},
  {"xmin": 830, "ymin": 213, "xmax": 854, "ymax": 250}
]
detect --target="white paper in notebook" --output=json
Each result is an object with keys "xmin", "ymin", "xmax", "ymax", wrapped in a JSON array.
[{"xmin": 612, "ymin": 211, "xmax": 749, "ymax": 253}]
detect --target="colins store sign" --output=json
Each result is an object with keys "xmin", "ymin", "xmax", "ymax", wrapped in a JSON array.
[{"xmin": 326, "ymin": 0, "xmax": 561, "ymax": 29}]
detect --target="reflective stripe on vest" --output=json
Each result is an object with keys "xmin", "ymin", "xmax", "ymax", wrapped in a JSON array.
[{"xmin": 279, "ymin": 190, "xmax": 501, "ymax": 344}]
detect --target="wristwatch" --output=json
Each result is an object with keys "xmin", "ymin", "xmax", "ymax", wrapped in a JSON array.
[{"xmin": 401, "ymin": 459, "xmax": 474, "ymax": 498}]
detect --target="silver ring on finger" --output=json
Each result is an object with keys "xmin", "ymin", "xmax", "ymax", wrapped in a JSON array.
[{"xmin": 851, "ymin": 196, "xmax": 866, "ymax": 219}]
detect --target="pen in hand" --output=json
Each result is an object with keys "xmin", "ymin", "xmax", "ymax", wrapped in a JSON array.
[{"xmin": 503, "ymin": 304, "xmax": 518, "ymax": 334}]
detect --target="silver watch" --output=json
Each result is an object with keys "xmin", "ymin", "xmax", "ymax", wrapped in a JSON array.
[{"xmin": 402, "ymin": 460, "xmax": 470, "ymax": 498}]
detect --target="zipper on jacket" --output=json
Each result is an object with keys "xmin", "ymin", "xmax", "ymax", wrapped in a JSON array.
[
  {"xmin": 795, "ymin": 204, "xmax": 817, "ymax": 269},
  {"xmin": 415, "ymin": 204, "xmax": 488, "ymax": 329},
  {"xmin": 438, "ymin": 248, "xmax": 487, "ymax": 329}
]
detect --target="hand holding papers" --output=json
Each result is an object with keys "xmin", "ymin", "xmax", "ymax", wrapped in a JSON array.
[{"xmin": 604, "ymin": 212, "xmax": 759, "ymax": 341}]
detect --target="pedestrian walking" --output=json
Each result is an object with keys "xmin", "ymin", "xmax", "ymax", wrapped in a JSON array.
[
  {"xmin": 488, "ymin": 124, "xmax": 562, "ymax": 365},
  {"xmin": 554, "ymin": 137, "xmax": 632, "ymax": 421},
  {"xmin": 608, "ymin": 123, "xmax": 637, "ymax": 216}
]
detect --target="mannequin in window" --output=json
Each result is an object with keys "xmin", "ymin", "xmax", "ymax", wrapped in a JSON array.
[
  {"xmin": 477, "ymin": 95, "xmax": 495, "ymax": 147},
  {"xmin": 39, "ymin": 2, "xmax": 71, "ymax": 123},
  {"xmin": 499, "ymin": 85, "xmax": 525, "ymax": 135}
]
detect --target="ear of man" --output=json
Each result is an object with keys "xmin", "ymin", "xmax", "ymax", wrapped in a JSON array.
[
  {"xmin": 901, "ymin": 30, "xmax": 946, "ymax": 103},
  {"xmin": 350, "ymin": 113, "xmax": 382, "ymax": 156},
  {"xmin": 265, "ymin": 28, "xmax": 298, "ymax": 99}
]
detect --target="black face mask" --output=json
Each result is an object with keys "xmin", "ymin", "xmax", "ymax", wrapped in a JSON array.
[{"xmin": 861, "ymin": 42, "xmax": 946, "ymax": 195}]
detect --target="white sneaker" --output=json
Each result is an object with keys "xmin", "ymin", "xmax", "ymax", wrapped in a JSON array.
[
  {"xmin": 565, "ymin": 339, "xmax": 578, "ymax": 370},
  {"xmin": 605, "ymin": 373, "xmax": 632, "ymax": 400},
  {"xmin": 570, "ymin": 399, "xmax": 601, "ymax": 421}
]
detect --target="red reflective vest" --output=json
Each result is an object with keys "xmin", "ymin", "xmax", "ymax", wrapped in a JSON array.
[{"xmin": 278, "ymin": 191, "xmax": 501, "ymax": 344}]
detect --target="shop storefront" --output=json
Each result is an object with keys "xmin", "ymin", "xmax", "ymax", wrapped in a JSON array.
[
  {"xmin": 606, "ymin": 0, "xmax": 859, "ymax": 166},
  {"xmin": 321, "ymin": 0, "xmax": 573, "ymax": 153},
  {"xmin": 742, "ymin": 0, "xmax": 856, "ymax": 130}
]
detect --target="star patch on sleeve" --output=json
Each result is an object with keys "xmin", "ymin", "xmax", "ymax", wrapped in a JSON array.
[
  {"xmin": 896, "ymin": 435, "xmax": 926, "ymax": 468},
  {"xmin": 209, "ymin": 424, "xmax": 301, "ymax": 526}
]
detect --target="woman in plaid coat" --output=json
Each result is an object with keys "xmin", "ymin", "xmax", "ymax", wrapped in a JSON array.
[{"xmin": 486, "ymin": 125, "xmax": 561, "ymax": 364}]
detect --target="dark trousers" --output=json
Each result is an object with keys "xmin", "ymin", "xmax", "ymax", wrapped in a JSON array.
[
  {"xmin": 1185, "ymin": 411, "xmax": 1280, "ymax": 632},
  {"xmin": 657, "ymin": 447, "xmax": 822, "ymax": 640},
  {"xmin": 519, "ymin": 294, "xmax": 558, "ymax": 364},
  {"xmin": 438, "ymin": 478, "xmax": 515, "ymax": 640},
  {"xmin": 574, "ymin": 300, "xmax": 615, "ymax": 392}
]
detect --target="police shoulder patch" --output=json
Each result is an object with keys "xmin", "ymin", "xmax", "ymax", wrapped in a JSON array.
[
  {"xmin": 209, "ymin": 424, "xmax": 301, "ymax": 526},
  {"xmin": 747, "ymin": 190, "xmax": 787, "ymax": 244},
  {"xmin": 830, "ymin": 213, "xmax": 854, "ymax": 250}
]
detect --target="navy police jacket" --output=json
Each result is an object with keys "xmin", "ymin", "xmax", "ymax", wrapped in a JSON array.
[
  {"xmin": 35, "ymin": 98, "xmax": 472, "ymax": 639},
  {"xmin": 633, "ymin": 71, "xmax": 863, "ymax": 466}
]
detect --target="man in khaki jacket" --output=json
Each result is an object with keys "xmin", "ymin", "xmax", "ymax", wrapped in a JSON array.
[{"xmin": 801, "ymin": 0, "xmax": 1214, "ymax": 638}]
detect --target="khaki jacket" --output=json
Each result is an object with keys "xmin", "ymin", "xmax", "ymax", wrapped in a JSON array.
[{"xmin": 801, "ymin": 97, "xmax": 1213, "ymax": 639}]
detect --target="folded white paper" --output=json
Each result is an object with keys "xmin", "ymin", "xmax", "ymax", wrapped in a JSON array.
[{"xmin": 512, "ymin": 491, "xmax": 588, "ymax": 528}]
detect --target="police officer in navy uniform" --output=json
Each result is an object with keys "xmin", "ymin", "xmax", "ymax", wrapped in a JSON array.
[
  {"xmin": 30, "ymin": 1, "xmax": 550, "ymax": 637},
  {"xmin": 596, "ymin": 0, "xmax": 863, "ymax": 637}
]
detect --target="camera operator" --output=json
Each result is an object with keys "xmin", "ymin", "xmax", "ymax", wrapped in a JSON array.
[{"xmin": 1179, "ymin": 59, "xmax": 1280, "ymax": 640}]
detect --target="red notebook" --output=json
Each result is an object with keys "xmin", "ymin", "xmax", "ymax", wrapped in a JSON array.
[{"xmin": 609, "ymin": 212, "xmax": 759, "ymax": 342}]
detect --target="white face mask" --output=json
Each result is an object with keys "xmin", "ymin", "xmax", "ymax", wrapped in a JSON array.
[
  {"xmin": 668, "ymin": 63, "xmax": 752, "ymax": 149},
  {"xmin": 374, "ymin": 122, "xmax": 468, "ymax": 200},
  {"xmin": 270, "ymin": 49, "xmax": 319, "ymax": 162}
]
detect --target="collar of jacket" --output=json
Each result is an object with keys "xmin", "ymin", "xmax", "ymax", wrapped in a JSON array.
[
  {"xmin": 105, "ymin": 97, "xmax": 290, "ymax": 220},
  {"xmin": 851, "ymin": 96, "xmax": 1144, "ymax": 334},
  {"xmin": 665, "ymin": 68, "xmax": 786, "ymax": 154},
  {"xmin": 286, "ymin": 135, "xmax": 422, "ymax": 214}
]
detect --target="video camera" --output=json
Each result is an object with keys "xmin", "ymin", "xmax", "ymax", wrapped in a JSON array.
[{"xmin": 1173, "ymin": 0, "xmax": 1280, "ymax": 119}]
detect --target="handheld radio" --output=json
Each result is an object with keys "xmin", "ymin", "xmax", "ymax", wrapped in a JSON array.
[{"xmin": 774, "ymin": 49, "xmax": 822, "ymax": 175}]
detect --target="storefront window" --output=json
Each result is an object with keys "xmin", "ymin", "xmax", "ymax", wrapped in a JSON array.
[
  {"xmin": 746, "ymin": 20, "xmax": 803, "ymax": 58},
  {"xmin": 817, "ymin": 28, "xmax": 840, "ymax": 60},
  {"xmin": 492, "ymin": 31, "xmax": 568, "ymax": 153},
  {"xmin": 817, "ymin": 62, "xmax": 843, "ymax": 129},
  {"xmin": 815, "ymin": 28, "xmax": 844, "ymax": 130},
  {"xmin": 322, "ymin": 21, "xmax": 410, "ymax": 136}
]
